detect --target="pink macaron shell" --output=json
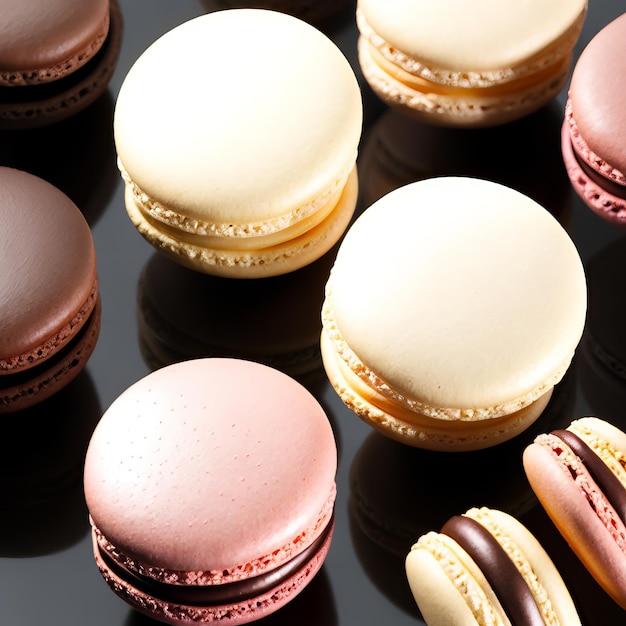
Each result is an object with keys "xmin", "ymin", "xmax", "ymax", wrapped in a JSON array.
[
  {"xmin": 561, "ymin": 117, "xmax": 626, "ymax": 224},
  {"xmin": 83, "ymin": 358, "xmax": 336, "ymax": 583},
  {"xmin": 92, "ymin": 517, "xmax": 334, "ymax": 625},
  {"xmin": 567, "ymin": 13, "xmax": 626, "ymax": 182},
  {"xmin": 523, "ymin": 441, "xmax": 626, "ymax": 607}
]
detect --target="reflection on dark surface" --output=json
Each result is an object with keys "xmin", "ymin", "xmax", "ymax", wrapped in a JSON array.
[
  {"xmin": 578, "ymin": 235, "xmax": 626, "ymax": 431},
  {"xmin": 136, "ymin": 246, "xmax": 337, "ymax": 379},
  {"xmin": 0, "ymin": 371, "xmax": 101, "ymax": 557},
  {"xmin": 0, "ymin": 91, "xmax": 118, "ymax": 225},
  {"xmin": 124, "ymin": 568, "xmax": 338, "ymax": 626},
  {"xmin": 358, "ymin": 102, "xmax": 572, "ymax": 220}
]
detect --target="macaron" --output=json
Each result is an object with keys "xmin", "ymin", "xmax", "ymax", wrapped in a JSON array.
[
  {"xmin": 0, "ymin": 166, "xmax": 101, "ymax": 413},
  {"xmin": 356, "ymin": 0, "xmax": 587, "ymax": 127},
  {"xmin": 405, "ymin": 507, "xmax": 581, "ymax": 625},
  {"xmin": 561, "ymin": 13, "xmax": 626, "ymax": 226},
  {"xmin": 321, "ymin": 176, "xmax": 587, "ymax": 450},
  {"xmin": 114, "ymin": 9, "xmax": 362, "ymax": 278},
  {"xmin": 83, "ymin": 358, "xmax": 337, "ymax": 625},
  {"xmin": 523, "ymin": 416, "xmax": 626, "ymax": 608},
  {"xmin": 0, "ymin": 0, "xmax": 123, "ymax": 130}
]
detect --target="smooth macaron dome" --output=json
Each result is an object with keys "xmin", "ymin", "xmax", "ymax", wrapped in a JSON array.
[
  {"xmin": 0, "ymin": 0, "xmax": 122, "ymax": 128},
  {"xmin": 83, "ymin": 358, "xmax": 337, "ymax": 624},
  {"xmin": 321, "ymin": 176, "xmax": 587, "ymax": 450},
  {"xmin": 114, "ymin": 9, "xmax": 363, "ymax": 278},
  {"xmin": 0, "ymin": 166, "xmax": 100, "ymax": 412},
  {"xmin": 405, "ymin": 507, "xmax": 581, "ymax": 625},
  {"xmin": 562, "ymin": 13, "xmax": 626, "ymax": 224},
  {"xmin": 356, "ymin": 0, "xmax": 587, "ymax": 126}
]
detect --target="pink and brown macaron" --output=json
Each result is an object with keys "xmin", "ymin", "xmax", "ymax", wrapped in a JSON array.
[
  {"xmin": 405, "ymin": 507, "xmax": 581, "ymax": 625},
  {"xmin": 114, "ymin": 9, "xmax": 362, "ymax": 278},
  {"xmin": 561, "ymin": 13, "xmax": 626, "ymax": 226},
  {"xmin": 523, "ymin": 417, "xmax": 626, "ymax": 608},
  {"xmin": 83, "ymin": 358, "xmax": 337, "ymax": 625},
  {"xmin": 0, "ymin": 166, "xmax": 101, "ymax": 412},
  {"xmin": 356, "ymin": 0, "xmax": 587, "ymax": 127},
  {"xmin": 0, "ymin": 0, "xmax": 122, "ymax": 130}
]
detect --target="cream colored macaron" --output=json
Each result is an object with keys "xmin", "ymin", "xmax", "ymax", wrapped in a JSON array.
[
  {"xmin": 356, "ymin": 0, "xmax": 587, "ymax": 127},
  {"xmin": 321, "ymin": 177, "xmax": 587, "ymax": 450},
  {"xmin": 114, "ymin": 9, "xmax": 362, "ymax": 277}
]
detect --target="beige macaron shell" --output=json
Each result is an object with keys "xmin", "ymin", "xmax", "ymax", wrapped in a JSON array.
[
  {"xmin": 114, "ymin": 9, "xmax": 362, "ymax": 227},
  {"xmin": 406, "ymin": 532, "xmax": 510, "ymax": 626},
  {"xmin": 325, "ymin": 177, "xmax": 587, "ymax": 416},
  {"xmin": 357, "ymin": 0, "xmax": 586, "ymax": 73}
]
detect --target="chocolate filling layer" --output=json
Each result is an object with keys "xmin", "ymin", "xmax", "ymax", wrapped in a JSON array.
[
  {"xmin": 441, "ymin": 516, "xmax": 544, "ymax": 626},
  {"xmin": 553, "ymin": 429, "xmax": 626, "ymax": 524},
  {"xmin": 572, "ymin": 144, "xmax": 626, "ymax": 200},
  {"xmin": 97, "ymin": 516, "xmax": 333, "ymax": 607}
]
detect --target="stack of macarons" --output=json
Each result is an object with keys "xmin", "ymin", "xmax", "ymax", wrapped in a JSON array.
[
  {"xmin": 561, "ymin": 12, "xmax": 626, "ymax": 226},
  {"xmin": 114, "ymin": 9, "xmax": 362, "ymax": 278}
]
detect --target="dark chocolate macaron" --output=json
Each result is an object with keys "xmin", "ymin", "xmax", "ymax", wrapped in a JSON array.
[{"xmin": 0, "ymin": 166, "xmax": 101, "ymax": 412}]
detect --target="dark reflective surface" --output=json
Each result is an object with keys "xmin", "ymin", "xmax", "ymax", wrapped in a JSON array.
[{"xmin": 1, "ymin": 2, "xmax": 625, "ymax": 624}]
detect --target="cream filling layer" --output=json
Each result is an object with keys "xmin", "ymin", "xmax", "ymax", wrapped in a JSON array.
[
  {"xmin": 321, "ymin": 299, "xmax": 561, "ymax": 422},
  {"xmin": 120, "ymin": 159, "xmax": 354, "ymax": 250},
  {"xmin": 356, "ymin": 7, "xmax": 584, "ymax": 90}
]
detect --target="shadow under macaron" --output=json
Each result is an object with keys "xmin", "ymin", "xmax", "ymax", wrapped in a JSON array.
[
  {"xmin": 0, "ymin": 370, "xmax": 101, "ymax": 557},
  {"xmin": 0, "ymin": 90, "xmax": 118, "ymax": 226},
  {"xmin": 357, "ymin": 100, "xmax": 573, "ymax": 222}
]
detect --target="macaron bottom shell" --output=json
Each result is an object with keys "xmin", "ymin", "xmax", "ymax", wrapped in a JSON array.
[
  {"xmin": 320, "ymin": 329, "xmax": 553, "ymax": 451},
  {"xmin": 561, "ymin": 119, "xmax": 626, "ymax": 226},
  {"xmin": 91, "ymin": 519, "xmax": 334, "ymax": 625},
  {"xmin": 124, "ymin": 167, "xmax": 358, "ymax": 278}
]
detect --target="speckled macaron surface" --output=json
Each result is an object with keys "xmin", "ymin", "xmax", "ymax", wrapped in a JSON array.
[
  {"xmin": 83, "ymin": 358, "xmax": 337, "ymax": 624},
  {"xmin": 321, "ymin": 176, "xmax": 587, "ymax": 450},
  {"xmin": 0, "ymin": 166, "xmax": 100, "ymax": 412},
  {"xmin": 115, "ymin": 9, "xmax": 362, "ymax": 277}
]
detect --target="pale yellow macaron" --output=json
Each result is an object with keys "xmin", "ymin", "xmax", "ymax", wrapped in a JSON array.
[
  {"xmin": 114, "ymin": 9, "xmax": 362, "ymax": 277},
  {"xmin": 321, "ymin": 177, "xmax": 587, "ymax": 450},
  {"xmin": 356, "ymin": 0, "xmax": 587, "ymax": 126}
]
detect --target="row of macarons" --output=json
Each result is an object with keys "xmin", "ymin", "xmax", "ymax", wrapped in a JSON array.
[{"xmin": 81, "ymin": 356, "xmax": 626, "ymax": 625}]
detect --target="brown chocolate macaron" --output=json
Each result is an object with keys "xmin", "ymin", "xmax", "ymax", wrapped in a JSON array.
[
  {"xmin": 0, "ymin": 167, "xmax": 101, "ymax": 412},
  {"xmin": 0, "ymin": 0, "xmax": 123, "ymax": 130}
]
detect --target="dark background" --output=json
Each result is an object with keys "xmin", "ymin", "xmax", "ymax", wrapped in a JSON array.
[{"xmin": 2, "ymin": 1, "xmax": 626, "ymax": 624}]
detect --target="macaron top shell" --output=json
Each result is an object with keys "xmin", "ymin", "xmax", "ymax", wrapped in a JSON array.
[
  {"xmin": 84, "ymin": 358, "xmax": 337, "ymax": 580},
  {"xmin": 324, "ymin": 177, "xmax": 587, "ymax": 418},
  {"xmin": 357, "ymin": 0, "xmax": 586, "ymax": 75},
  {"xmin": 0, "ymin": 167, "xmax": 97, "ymax": 372},
  {"xmin": 114, "ymin": 9, "xmax": 362, "ymax": 230},
  {"xmin": 568, "ymin": 12, "xmax": 626, "ymax": 181},
  {"xmin": 0, "ymin": 0, "xmax": 110, "ymax": 84}
]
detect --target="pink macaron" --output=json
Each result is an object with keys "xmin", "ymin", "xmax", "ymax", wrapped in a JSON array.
[
  {"xmin": 561, "ymin": 13, "xmax": 626, "ymax": 225},
  {"xmin": 83, "ymin": 358, "xmax": 337, "ymax": 625}
]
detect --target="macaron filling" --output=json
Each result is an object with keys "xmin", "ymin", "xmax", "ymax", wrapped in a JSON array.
[
  {"xmin": 92, "ymin": 515, "xmax": 334, "ymax": 606},
  {"xmin": 441, "ymin": 516, "xmax": 546, "ymax": 625}
]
